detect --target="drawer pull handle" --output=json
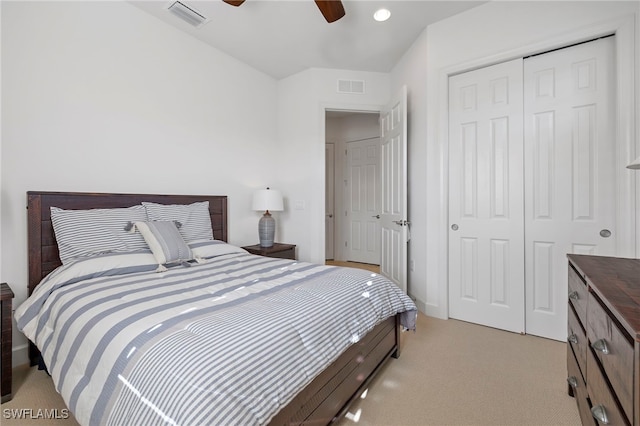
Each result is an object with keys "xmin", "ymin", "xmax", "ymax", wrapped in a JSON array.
[
  {"xmin": 591, "ymin": 405, "xmax": 609, "ymax": 424},
  {"xmin": 568, "ymin": 291, "xmax": 579, "ymax": 300},
  {"xmin": 566, "ymin": 376, "xmax": 578, "ymax": 388},
  {"xmin": 567, "ymin": 334, "xmax": 578, "ymax": 344},
  {"xmin": 591, "ymin": 339, "xmax": 609, "ymax": 355}
]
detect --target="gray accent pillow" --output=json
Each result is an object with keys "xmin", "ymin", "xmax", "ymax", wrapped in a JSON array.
[
  {"xmin": 142, "ymin": 201, "xmax": 213, "ymax": 242},
  {"xmin": 134, "ymin": 221, "xmax": 193, "ymax": 267},
  {"xmin": 51, "ymin": 205, "xmax": 148, "ymax": 264}
]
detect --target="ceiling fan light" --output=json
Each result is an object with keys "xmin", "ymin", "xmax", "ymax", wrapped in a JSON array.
[{"xmin": 373, "ymin": 8, "xmax": 391, "ymax": 22}]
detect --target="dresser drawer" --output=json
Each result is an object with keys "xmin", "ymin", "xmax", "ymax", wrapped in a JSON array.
[
  {"xmin": 567, "ymin": 347, "xmax": 594, "ymax": 426},
  {"xmin": 568, "ymin": 303, "xmax": 587, "ymax": 381},
  {"xmin": 587, "ymin": 348, "xmax": 629, "ymax": 425},
  {"xmin": 587, "ymin": 291, "xmax": 634, "ymax": 421},
  {"xmin": 568, "ymin": 264, "xmax": 588, "ymax": 326}
]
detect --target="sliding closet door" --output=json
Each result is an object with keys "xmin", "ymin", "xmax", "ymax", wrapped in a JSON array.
[
  {"xmin": 448, "ymin": 59, "xmax": 525, "ymax": 334},
  {"xmin": 448, "ymin": 38, "xmax": 616, "ymax": 340},
  {"xmin": 523, "ymin": 37, "xmax": 616, "ymax": 340}
]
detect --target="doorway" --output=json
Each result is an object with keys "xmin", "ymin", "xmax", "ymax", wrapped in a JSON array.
[
  {"xmin": 323, "ymin": 86, "xmax": 409, "ymax": 294},
  {"xmin": 325, "ymin": 110, "xmax": 381, "ymax": 267}
]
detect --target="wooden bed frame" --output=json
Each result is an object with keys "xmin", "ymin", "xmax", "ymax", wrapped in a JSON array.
[{"xmin": 26, "ymin": 191, "xmax": 401, "ymax": 425}]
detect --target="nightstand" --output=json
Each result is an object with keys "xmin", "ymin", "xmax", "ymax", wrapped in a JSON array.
[
  {"xmin": 1, "ymin": 282, "xmax": 14, "ymax": 403},
  {"xmin": 242, "ymin": 243, "xmax": 296, "ymax": 260}
]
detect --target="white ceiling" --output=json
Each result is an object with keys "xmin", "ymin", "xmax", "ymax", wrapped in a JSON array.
[{"xmin": 130, "ymin": 0, "xmax": 485, "ymax": 80}]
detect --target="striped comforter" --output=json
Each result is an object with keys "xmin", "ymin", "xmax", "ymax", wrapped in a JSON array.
[{"xmin": 16, "ymin": 241, "xmax": 417, "ymax": 426}]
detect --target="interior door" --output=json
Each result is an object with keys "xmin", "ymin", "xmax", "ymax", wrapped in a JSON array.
[
  {"xmin": 523, "ymin": 37, "xmax": 616, "ymax": 340},
  {"xmin": 448, "ymin": 59, "xmax": 525, "ymax": 333},
  {"xmin": 347, "ymin": 138, "xmax": 381, "ymax": 264},
  {"xmin": 325, "ymin": 143, "xmax": 335, "ymax": 260},
  {"xmin": 380, "ymin": 85, "xmax": 408, "ymax": 293}
]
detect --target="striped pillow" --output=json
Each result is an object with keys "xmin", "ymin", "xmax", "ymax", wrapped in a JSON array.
[
  {"xmin": 142, "ymin": 201, "xmax": 213, "ymax": 242},
  {"xmin": 133, "ymin": 221, "xmax": 193, "ymax": 267},
  {"xmin": 50, "ymin": 205, "xmax": 148, "ymax": 264}
]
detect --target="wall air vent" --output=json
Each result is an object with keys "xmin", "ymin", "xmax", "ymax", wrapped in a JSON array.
[
  {"xmin": 337, "ymin": 79, "xmax": 365, "ymax": 94},
  {"xmin": 167, "ymin": 1, "xmax": 209, "ymax": 28}
]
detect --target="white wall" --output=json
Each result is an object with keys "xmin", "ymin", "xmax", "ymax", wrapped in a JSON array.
[
  {"xmin": 326, "ymin": 113, "xmax": 380, "ymax": 143},
  {"xmin": 276, "ymin": 68, "xmax": 390, "ymax": 263},
  {"xmin": 390, "ymin": 1, "xmax": 639, "ymax": 318},
  {"xmin": 0, "ymin": 2, "xmax": 3, "ymax": 284},
  {"xmin": 1, "ymin": 1, "xmax": 278, "ymax": 365}
]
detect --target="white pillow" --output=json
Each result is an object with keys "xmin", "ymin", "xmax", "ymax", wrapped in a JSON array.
[
  {"xmin": 142, "ymin": 201, "xmax": 213, "ymax": 242},
  {"xmin": 50, "ymin": 205, "xmax": 148, "ymax": 264}
]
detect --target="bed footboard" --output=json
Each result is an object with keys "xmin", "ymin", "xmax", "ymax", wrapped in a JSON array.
[{"xmin": 270, "ymin": 314, "xmax": 400, "ymax": 425}]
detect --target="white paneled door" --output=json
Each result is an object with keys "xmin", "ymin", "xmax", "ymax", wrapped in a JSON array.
[
  {"xmin": 448, "ymin": 59, "xmax": 526, "ymax": 334},
  {"xmin": 380, "ymin": 86, "xmax": 408, "ymax": 293},
  {"xmin": 524, "ymin": 37, "xmax": 616, "ymax": 340},
  {"xmin": 448, "ymin": 37, "xmax": 616, "ymax": 340},
  {"xmin": 347, "ymin": 138, "xmax": 381, "ymax": 264}
]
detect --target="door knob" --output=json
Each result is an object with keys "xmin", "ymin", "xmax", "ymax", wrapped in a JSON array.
[
  {"xmin": 372, "ymin": 215, "xmax": 380, "ymax": 219},
  {"xmin": 326, "ymin": 214, "xmax": 333, "ymax": 218},
  {"xmin": 451, "ymin": 224, "xmax": 459, "ymax": 231},
  {"xmin": 599, "ymin": 229, "xmax": 611, "ymax": 238}
]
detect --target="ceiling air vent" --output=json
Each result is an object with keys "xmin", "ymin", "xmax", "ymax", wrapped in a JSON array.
[
  {"xmin": 167, "ymin": 1, "xmax": 209, "ymax": 28},
  {"xmin": 337, "ymin": 79, "xmax": 365, "ymax": 94}
]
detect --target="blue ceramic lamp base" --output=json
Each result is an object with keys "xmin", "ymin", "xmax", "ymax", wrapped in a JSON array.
[{"xmin": 258, "ymin": 211, "xmax": 276, "ymax": 247}]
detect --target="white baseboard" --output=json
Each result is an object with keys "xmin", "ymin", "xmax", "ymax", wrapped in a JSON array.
[
  {"xmin": 12, "ymin": 344, "xmax": 29, "ymax": 368},
  {"xmin": 408, "ymin": 293, "xmax": 428, "ymax": 316}
]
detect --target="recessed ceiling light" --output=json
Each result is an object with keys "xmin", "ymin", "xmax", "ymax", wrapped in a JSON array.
[{"xmin": 373, "ymin": 8, "xmax": 391, "ymax": 22}]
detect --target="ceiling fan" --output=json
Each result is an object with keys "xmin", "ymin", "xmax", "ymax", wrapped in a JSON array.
[{"xmin": 222, "ymin": 0, "xmax": 346, "ymax": 23}]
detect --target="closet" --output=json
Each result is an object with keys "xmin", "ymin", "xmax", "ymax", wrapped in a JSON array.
[{"xmin": 448, "ymin": 37, "xmax": 616, "ymax": 341}]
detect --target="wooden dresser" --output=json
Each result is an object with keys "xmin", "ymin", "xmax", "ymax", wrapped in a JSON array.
[
  {"xmin": 566, "ymin": 255, "xmax": 640, "ymax": 425},
  {"xmin": 1, "ymin": 282, "xmax": 15, "ymax": 402}
]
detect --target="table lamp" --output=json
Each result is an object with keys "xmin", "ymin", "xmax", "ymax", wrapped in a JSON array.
[
  {"xmin": 627, "ymin": 155, "xmax": 640, "ymax": 170},
  {"xmin": 252, "ymin": 188, "xmax": 284, "ymax": 247}
]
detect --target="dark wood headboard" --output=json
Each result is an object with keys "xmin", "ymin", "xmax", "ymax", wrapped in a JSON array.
[{"xmin": 27, "ymin": 191, "xmax": 228, "ymax": 296}]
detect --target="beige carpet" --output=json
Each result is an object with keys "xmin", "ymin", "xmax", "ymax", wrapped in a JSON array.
[
  {"xmin": 337, "ymin": 313, "xmax": 580, "ymax": 426},
  {"xmin": 325, "ymin": 260, "xmax": 380, "ymax": 273},
  {"xmin": 2, "ymin": 313, "xmax": 580, "ymax": 425}
]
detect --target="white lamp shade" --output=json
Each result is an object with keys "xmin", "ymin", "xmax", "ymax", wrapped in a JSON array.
[
  {"xmin": 627, "ymin": 155, "xmax": 640, "ymax": 170},
  {"xmin": 252, "ymin": 189, "xmax": 284, "ymax": 212}
]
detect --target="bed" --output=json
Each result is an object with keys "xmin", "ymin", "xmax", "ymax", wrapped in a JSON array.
[{"xmin": 18, "ymin": 191, "xmax": 417, "ymax": 425}]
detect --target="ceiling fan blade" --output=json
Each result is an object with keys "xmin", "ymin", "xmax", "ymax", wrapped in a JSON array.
[
  {"xmin": 223, "ymin": 0, "xmax": 245, "ymax": 6},
  {"xmin": 314, "ymin": 0, "xmax": 345, "ymax": 23}
]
